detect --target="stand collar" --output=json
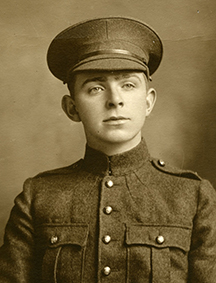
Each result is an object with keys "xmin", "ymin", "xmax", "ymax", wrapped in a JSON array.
[{"xmin": 82, "ymin": 139, "xmax": 150, "ymax": 176}]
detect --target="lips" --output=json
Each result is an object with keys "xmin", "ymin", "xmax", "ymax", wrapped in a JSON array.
[{"xmin": 103, "ymin": 116, "xmax": 129, "ymax": 122}]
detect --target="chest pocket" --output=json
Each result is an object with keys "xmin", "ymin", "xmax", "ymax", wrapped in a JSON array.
[
  {"xmin": 37, "ymin": 223, "xmax": 89, "ymax": 283},
  {"xmin": 125, "ymin": 224, "xmax": 191, "ymax": 283}
]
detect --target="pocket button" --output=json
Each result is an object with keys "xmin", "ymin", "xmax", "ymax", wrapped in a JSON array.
[
  {"xmin": 50, "ymin": 235, "xmax": 59, "ymax": 244},
  {"xmin": 156, "ymin": 235, "xmax": 165, "ymax": 245}
]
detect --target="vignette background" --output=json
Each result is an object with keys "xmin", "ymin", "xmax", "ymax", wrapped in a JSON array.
[{"xmin": 0, "ymin": 0, "xmax": 216, "ymax": 244}]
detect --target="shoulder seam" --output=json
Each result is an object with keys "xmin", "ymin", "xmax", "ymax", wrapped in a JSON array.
[
  {"xmin": 151, "ymin": 158, "xmax": 202, "ymax": 181},
  {"xmin": 34, "ymin": 159, "xmax": 83, "ymax": 178}
]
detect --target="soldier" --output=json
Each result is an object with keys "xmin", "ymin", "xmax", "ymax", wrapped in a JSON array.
[{"xmin": 0, "ymin": 17, "xmax": 216, "ymax": 283}]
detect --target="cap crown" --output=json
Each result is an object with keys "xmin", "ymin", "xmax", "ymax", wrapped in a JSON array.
[{"xmin": 47, "ymin": 17, "xmax": 163, "ymax": 82}]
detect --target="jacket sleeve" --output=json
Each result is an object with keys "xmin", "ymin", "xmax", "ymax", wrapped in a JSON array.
[
  {"xmin": 0, "ymin": 178, "xmax": 36, "ymax": 283},
  {"xmin": 188, "ymin": 179, "xmax": 216, "ymax": 282}
]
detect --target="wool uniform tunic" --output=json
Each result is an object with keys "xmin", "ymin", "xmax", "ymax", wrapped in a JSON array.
[{"xmin": 0, "ymin": 139, "xmax": 216, "ymax": 282}]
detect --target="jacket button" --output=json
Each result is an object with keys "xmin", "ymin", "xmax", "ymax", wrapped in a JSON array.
[
  {"xmin": 104, "ymin": 206, "xmax": 113, "ymax": 215},
  {"xmin": 156, "ymin": 235, "xmax": 165, "ymax": 244},
  {"xmin": 103, "ymin": 235, "xmax": 111, "ymax": 244},
  {"xmin": 50, "ymin": 235, "xmax": 58, "ymax": 244},
  {"xmin": 105, "ymin": 180, "xmax": 114, "ymax": 188},
  {"xmin": 103, "ymin": 266, "xmax": 111, "ymax": 276},
  {"xmin": 158, "ymin": 159, "xmax": 165, "ymax": 166}
]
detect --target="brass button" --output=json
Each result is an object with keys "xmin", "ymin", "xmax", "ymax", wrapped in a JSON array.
[
  {"xmin": 105, "ymin": 180, "xmax": 114, "ymax": 188},
  {"xmin": 104, "ymin": 206, "xmax": 113, "ymax": 215},
  {"xmin": 158, "ymin": 159, "xmax": 165, "ymax": 167},
  {"xmin": 50, "ymin": 235, "xmax": 58, "ymax": 244},
  {"xmin": 103, "ymin": 266, "xmax": 111, "ymax": 276},
  {"xmin": 156, "ymin": 235, "xmax": 165, "ymax": 245},
  {"xmin": 103, "ymin": 235, "xmax": 111, "ymax": 244}
]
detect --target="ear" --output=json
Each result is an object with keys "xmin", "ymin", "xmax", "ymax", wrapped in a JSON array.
[
  {"xmin": 61, "ymin": 95, "xmax": 81, "ymax": 122},
  {"xmin": 145, "ymin": 88, "xmax": 157, "ymax": 117}
]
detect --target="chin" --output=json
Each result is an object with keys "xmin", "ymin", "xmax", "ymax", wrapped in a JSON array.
[{"xmin": 99, "ymin": 132, "xmax": 140, "ymax": 145}]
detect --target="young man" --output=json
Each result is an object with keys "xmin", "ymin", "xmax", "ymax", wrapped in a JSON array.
[{"xmin": 0, "ymin": 17, "xmax": 216, "ymax": 283}]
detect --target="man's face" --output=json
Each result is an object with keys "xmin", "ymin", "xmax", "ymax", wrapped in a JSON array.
[{"xmin": 66, "ymin": 71, "xmax": 156, "ymax": 152}]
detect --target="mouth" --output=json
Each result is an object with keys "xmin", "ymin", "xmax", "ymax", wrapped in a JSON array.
[
  {"xmin": 103, "ymin": 116, "xmax": 130, "ymax": 122},
  {"xmin": 103, "ymin": 116, "xmax": 130, "ymax": 125}
]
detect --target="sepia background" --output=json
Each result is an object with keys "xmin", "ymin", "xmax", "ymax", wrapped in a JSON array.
[{"xmin": 0, "ymin": 0, "xmax": 216, "ymax": 244}]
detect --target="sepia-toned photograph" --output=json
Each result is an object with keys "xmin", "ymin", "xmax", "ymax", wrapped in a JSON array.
[{"xmin": 0, "ymin": 0, "xmax": 216, "ymax": 282}]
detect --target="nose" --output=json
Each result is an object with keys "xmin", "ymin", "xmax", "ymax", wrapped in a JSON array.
[{"xmin": 106, "ymin": 87, "xmax": 124, "ymax": 109}]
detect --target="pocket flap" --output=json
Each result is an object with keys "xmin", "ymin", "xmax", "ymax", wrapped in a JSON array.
[
  {"xmin": 37, "ymin": 223, "xmax": 89, "ymax": 248},
  {"xmin": 126, "ymin": 224, "xmax": 191, "ymax": 252}
]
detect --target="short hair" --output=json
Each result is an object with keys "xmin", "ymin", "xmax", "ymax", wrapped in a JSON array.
[{"xmin": 67, "ymin": 75, "xmax": 76, "ymax": 99}]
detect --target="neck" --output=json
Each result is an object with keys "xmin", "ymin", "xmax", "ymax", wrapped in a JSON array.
[{"xmin": 86, "ymin": 134, "xmax": 142, "ymax": 156}]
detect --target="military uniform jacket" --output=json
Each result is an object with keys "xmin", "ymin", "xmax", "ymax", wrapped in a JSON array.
[{"xmin": 0, "ymin": 139, "xmax": 216, "ymax": 283}]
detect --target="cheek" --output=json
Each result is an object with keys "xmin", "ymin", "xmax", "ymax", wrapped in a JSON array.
[
  {"xmin": 76, "ymin": 101, "xmax": 101, "ymax": 124},
  {"xmin": 130, "ymin": 102, "xmax": 147, "ymax": 128},
  {"xmin": 131, "ymin": 98, "xmax": 147, "ymax": 117}
]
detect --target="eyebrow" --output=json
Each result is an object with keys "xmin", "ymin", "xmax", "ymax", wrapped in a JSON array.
[
  {"xmin": 114, "ymin": 73, "xmax": 142, "ymax": 82},
  {"xmin": 81, "ymin": 76, "xmax": 107, "ymax": 88},
  {"xmin": 81, "ymin": 73, "xmax": 142, "ymax": 88}
]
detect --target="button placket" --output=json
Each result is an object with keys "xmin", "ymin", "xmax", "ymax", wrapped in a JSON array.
[{"xmin": 98, "ymin": 176, "xmax": 125, "ymax": 282}]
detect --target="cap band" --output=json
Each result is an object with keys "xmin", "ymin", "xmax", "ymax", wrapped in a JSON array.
[
  {"xmin": 66, "ymin": 49, "xmax": 150, "ymax": 83},
  {"xmin": 79, "ymin": 49, "xmax": 148, "ymax": 65}
]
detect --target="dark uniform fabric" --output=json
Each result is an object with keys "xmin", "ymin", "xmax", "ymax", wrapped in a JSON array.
[{"xmin": 0, "ymin": 139, "xmax": 216, "ymax": 282}]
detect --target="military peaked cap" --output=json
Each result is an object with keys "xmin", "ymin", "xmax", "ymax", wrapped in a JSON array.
[{"xmin": 47, "ymin": 17, "xmax": 163, "ymax": 83}]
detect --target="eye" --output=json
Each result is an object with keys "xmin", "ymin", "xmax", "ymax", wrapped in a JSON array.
[
  {"xmin": 89, "ymin": 86, "xmax": 104, "ymax": 95},
  {"xmin": 122, "ymin": 83, "xmax": 136, "ymax": 90}
]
